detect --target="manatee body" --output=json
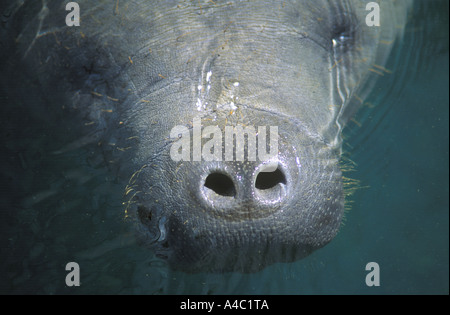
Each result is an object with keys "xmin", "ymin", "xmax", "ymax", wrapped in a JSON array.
[{"xmin": 1, "ymin": 0, "xmax": 410, "ymax": 272}]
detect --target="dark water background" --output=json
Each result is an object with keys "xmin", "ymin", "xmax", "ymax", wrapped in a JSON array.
[{"xmin": 0, "ymin": 0, "xmax": 448, "ymax": 294}]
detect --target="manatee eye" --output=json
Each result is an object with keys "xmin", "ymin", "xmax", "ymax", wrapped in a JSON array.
[
  {"xmin": 138, "ymin": 205, "xmax": 152, "ymax": 223},
  {"xmin": 332, "ymin": 27, "xmax": 351, "ymax": 47},
  {"xmin": 330, "ymin": 12, "xmax": 357, "ymax": 52}
]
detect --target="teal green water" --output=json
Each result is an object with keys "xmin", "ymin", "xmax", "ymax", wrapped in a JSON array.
[{"xmin": 0, "ymin": 0, "xmax": 448, "ymax": 294}]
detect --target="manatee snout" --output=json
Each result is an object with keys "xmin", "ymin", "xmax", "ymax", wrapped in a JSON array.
[{"xmin": 133, "ymin": 113, "xmax": 344, "ymax": 272}]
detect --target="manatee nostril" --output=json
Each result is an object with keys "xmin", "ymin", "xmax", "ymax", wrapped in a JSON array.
[
  {"xmin": 255, "ymin": 167, "xmax": 287, "ymax": 190},
  {"xmin": 204, "ymin": 172, "xmax": 236, "ymax": 197}
]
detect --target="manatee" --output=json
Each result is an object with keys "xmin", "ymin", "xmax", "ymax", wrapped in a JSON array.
[{"xmin": 0, "ymin": 0, "xmax": 411, "ymax": 272}]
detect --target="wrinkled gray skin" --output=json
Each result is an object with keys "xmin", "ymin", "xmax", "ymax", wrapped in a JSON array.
[{"xmin": 1, "ymin": 0, "xmax": 410, "ymax": 272}]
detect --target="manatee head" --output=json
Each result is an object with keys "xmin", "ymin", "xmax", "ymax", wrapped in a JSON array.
[
  {"xmin": 116, "ymin": 0, "xmax": 410, "ymax": 272},
  {"xmin": 109, "ymin": 0, "xmax": 409, "ymax": 272}
]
